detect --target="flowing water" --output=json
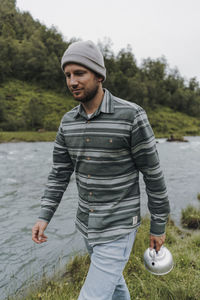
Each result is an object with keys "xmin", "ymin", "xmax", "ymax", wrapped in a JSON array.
[{"xmin": 0, "ymin": 137, "xmax": 200, "ymax": 299}]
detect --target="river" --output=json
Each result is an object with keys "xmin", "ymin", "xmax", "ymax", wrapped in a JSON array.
[{"xmin": 0, "ymin": 136, "xmax": 200, "ymax": 299}]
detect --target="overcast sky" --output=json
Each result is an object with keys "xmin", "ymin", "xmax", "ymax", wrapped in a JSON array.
[{"xmin": 16, "ymin": 0, "xmax": 200, "ymax": 83}]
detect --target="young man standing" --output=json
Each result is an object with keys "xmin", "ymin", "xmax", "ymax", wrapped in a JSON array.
[{"xmin": 32, "ymin": 41, "xmax": 170, "ymax": 300}]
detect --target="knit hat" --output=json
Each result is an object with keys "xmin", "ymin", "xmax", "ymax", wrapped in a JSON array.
[{"xmin": 61, "ymin": 40, "xmax": 106, "ymax": 81}]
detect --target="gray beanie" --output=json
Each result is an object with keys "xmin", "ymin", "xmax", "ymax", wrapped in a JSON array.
[{"xmin": 61, "ymin": 40, "xmax": 106, "ymax": 81}]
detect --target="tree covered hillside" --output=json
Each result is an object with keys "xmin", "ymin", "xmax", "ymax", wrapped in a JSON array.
[
  {"xmin": 0, "ymin": 0, "xmax": 200, "ymax": 133},
  {"xmin": 0, "ymin": 0, "xmax": 70, "ymax": 90}
]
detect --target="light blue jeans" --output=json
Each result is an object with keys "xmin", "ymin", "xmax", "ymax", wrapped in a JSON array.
[{"xmin": 78, "ymin": 229, "xmax": 137, "ymax": 300}]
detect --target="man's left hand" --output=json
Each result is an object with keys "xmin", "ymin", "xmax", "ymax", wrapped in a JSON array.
[{"xmin": 150, "ymin": 234, "xmax": 166, "ymax": 252}]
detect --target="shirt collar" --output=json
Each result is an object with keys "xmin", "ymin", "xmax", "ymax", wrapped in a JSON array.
[
  {"xmin": 74, "ymin": 89, "xmax": 114, "ymax": 119},
  {"xmin": 99, "ymin": 89, "xmax": 115, "ymax": 114}
]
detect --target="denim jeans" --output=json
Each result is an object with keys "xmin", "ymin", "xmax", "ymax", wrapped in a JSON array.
[{"xmin": 78, "ymin": 229, "xmax": 137, "ymax": 300}]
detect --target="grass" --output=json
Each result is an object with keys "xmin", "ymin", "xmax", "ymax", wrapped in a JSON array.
[
  {"xmin": 0, "ymin": 80, "xmax": 76, "ymax": 131},
  {"xmin": 147, "ymin": 106, "xmax": 200, "ymax": 137},
  {"xmin": 11, "ymin": 217, "xmax": 200, "ymax": 300},
  {"xmin": 0, "ymin": 131, "xmax": 57, "ymax": 143},
  {"xmin": 181, "ymin": 205, "xmax": 200, "ymax": 229},
  {"xmin": 1, "ymin": 80, "xmax": 200, "ymax": 141}
]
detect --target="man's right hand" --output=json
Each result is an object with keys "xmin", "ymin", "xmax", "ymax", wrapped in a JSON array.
[{"xmin": 32, "ymin": 220, "xmax": 48, "ymax": 244}]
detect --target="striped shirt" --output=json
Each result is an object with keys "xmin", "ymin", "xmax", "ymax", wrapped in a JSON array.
[{"xmin": 39, "ymin": 89, "xmax": 170, "ymax": 244}]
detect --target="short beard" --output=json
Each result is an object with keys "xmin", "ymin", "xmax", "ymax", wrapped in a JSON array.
[{"xmin": 73, "ymin": 85, "xmax": 99, "ymax": 103}]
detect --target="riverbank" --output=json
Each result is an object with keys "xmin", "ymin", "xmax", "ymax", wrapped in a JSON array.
[
  {"xmin": 0, "ymin": 131, "xmax": 57, "ymax": 143},
  {"xmin": 1, "ymin": 105, "xmax": 200, "ymax": 143},
  {"xmin": 1, "ymin": 80, "xmax": 200, "ymax": 140},
  {"xmin": 1, "ymin": 130, "xmax": 200, "ymax": 144},
  {"xmin": 11, "ymin": 217, "xmax": 200, "ymax": 300}
]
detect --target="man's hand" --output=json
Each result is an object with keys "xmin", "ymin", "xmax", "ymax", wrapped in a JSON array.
[
  {"xmin": 32, "ymin": 220, "xmax": 48, "ymax": 244},
  {"xmin": 150, "ymin": 234, "xmax": 166, "ymax": 252}
]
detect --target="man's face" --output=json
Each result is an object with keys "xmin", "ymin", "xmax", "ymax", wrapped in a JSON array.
[{"xmin": 64, "ymin": 63, "xmax": 101, "ymax": 103}]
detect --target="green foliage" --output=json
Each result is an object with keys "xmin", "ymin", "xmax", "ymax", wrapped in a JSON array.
[
  {"xmin": 0, "ymin": 0, "xmax": 69, "ymax": 90},
  {"xmin": 0, "ymin": 80, "xmax": 76, "ymax": 131},
  {"xmin": 0, "ymin": 0, "xmax": 200, "ymax": 132},
  {"xmin": 147, "ymin": 106, "xmax": 200, "ymax": 137},
  {"xmin": 23, "ymin": 98, "xmax": 46, "ymax": 129},
  {"xmin": 181, "ymin": 205, "xmax": 200, "ymax": 229},
  {"xmin": 11, "ymin": 218, "xmax": 200, "ymax": 300},
  {"xmin": 0, "ymin": 80, "xmax": 200, "ymax": 136}
]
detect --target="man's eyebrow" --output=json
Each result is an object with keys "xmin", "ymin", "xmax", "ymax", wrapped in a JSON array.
[
  {"xmin": 74, "ymin": 69, "xmax": 86, "ymax": 73},
  {"xmin": 65, "ymin": 69, "xmax": 86, "ymax": 74}
]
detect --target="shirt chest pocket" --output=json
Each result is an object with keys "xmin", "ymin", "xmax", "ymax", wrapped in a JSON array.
[{"xmin": 91, "ymin": 135, "xmax": 131, "ymax": 151}]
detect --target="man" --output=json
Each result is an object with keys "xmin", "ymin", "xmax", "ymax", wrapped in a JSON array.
[{"xmin": 32, "ymin": 41, "xmax": 170, "ymax": 300}]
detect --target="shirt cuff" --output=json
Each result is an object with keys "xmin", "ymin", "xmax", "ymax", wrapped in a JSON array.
[
  {"xmin": 150, "ymin": 220, "xmax": 166, "ymax": 236},
  {"xmin": 39, "ymin": 208, "xmax": 54, "ymax": 223}
]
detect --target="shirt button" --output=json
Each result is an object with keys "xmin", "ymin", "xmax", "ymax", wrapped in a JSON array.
[
  {"xmin": 87, "ymin": 157, "xmax": 90, "ymax": 160},
  {"xmin": 90, "ymin": 209, "xmax": 94, "ymax": 212},
  {"xmin": 89, "ymin": 192, "xmax": 93, "ymax": 196},
  {"xmin": 86, "ymin": 138, "xmax": 90, "ymax": 142},
  {"xmin": 88, "ymin": 174, "xmax": 91, "ymax": 178},
  {"xmin": 109, "ymin": 139, "xmax": 112, "ymax": 143}
]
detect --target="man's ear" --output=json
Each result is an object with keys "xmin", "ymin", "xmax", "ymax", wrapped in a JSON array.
[{"xmin": 97, "ymin": 75, "xmax": 104, "ymax": 83}]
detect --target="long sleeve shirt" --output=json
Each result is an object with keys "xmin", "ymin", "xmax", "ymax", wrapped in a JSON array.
[{"xmin": 39, "ymin": 89, "xmax": 170, "ymax": 245}]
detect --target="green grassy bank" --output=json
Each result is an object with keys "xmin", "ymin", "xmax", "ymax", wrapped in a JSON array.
[
  {"xmin": 0, "ymin": 80, "xmax": 76, "ymax": 132},
  {"xmin": 0, "ymin": 131, "xmax": 57, "ymax": 143},
  {"xmin": 11, "ymin": 218, "xmax": 200, "ymax": 300},
  {"xmin": 181, "ymin": 205, "xmax": 200, "ymax": 229},
  {"xmin": 1, "ymin": 80, "xmax": 200, "ymax": 143},
  {"xmin": 147, "ymin": 106, "xmax": 200, "ymax": 137}
]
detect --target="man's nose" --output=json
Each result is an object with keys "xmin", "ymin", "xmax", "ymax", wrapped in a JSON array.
[{"xmin": 69, "ymin": 76, "xmax": 78, "ymax": 86}]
